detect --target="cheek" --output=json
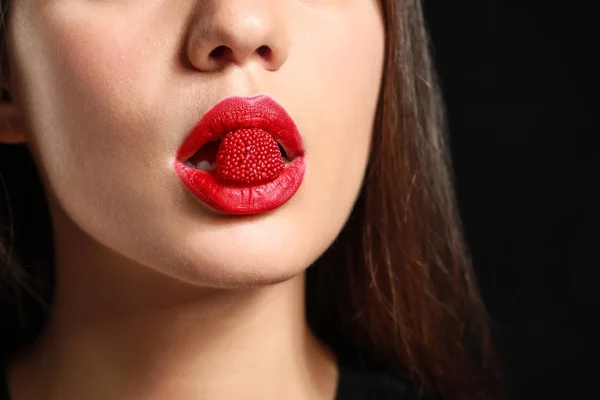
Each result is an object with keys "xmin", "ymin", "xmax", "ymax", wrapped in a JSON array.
[
  {"xmin": 11, "ymin": 1, "xmax": 178, "ymax": 159},
  {"xmin": 33, "ymin": 4, "xmax": 150, "ymax": 140},
  {"xmin": 7, "ymin": 3, "xmax": 176, "ymax": 248},
  {"xmin": 11, "ymin": 4, "xmax": 166, "ymax": 191},
  {"xmin": 291, "ymin": 6, "xmax": 384, "ymax": 206}
]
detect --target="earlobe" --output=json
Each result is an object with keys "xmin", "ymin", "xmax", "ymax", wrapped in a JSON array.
[{"xmin": 0, "ymin": 90, "xmax": 26, "ymax": 144}]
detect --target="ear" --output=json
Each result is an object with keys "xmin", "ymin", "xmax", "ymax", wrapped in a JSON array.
[{"xmin": 0, "ymin": 87, "xmax": 26, "ymax": 144}]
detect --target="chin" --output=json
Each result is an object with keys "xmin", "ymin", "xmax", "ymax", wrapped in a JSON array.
[
  {"xmin": 139, "ymin": 227, "xmax": 324, "ymax": 289},
  {"xmin": 157, "ymin": 253, "xmax": 309, "ymax": 290},
  {"xmin": 129, "ymin": 187, "xmax": 340, "ymax": 289}
]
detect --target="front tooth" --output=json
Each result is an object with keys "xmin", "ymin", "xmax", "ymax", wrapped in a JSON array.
[{"xmin": 195, "ymin": 160, "xmax": 215, "ymax": 172}]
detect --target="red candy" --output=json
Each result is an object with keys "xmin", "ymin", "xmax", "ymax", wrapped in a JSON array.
[{"xmin": 215, "ymin": 128, "xmax": 285, "ymax": 184}]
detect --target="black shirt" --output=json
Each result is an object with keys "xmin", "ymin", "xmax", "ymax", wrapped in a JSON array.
[
  {"xmin": 0, "ymin": 359, "xmax": 419, "ymax": 400},
  {"xmin": 335, "ymin": 359, "xmax": 421, "ymax": 399}
]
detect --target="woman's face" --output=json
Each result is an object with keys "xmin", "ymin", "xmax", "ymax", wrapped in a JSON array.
[{"xmin": 5, "ymin": 0, "xmax": 384, "ymax": 286}]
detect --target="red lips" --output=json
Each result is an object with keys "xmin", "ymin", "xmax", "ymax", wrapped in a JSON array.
[{"xmin": 174, "ymin": 95, "xmax": 306, "ymax": 215}]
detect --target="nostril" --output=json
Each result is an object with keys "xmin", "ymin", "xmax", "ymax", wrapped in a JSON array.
[
  {"xmin": 256, "ymin": 45, "xmax": 271, "ymax": 58},
  {"xmin": 209, "ymin": 45, "xmax": 232, "ymax": 59},
  {"xmin": 206, "ymin": 45, "xmax": 272, "ymax": 66}
]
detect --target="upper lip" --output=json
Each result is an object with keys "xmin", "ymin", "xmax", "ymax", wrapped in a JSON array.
[{"xmin": 176, "ymin": 95, "xmax": 305, "ymax": 163}]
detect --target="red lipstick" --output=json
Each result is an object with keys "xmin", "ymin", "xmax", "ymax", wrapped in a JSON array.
[{"xmin": 174, "ymin": 95, "xmax": 306, "ymax": 215}]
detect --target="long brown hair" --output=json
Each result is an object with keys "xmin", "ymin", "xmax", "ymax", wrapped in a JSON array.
[{"xmin": 0, "ymin": 0, "xmax": 501, "ymax": 398}]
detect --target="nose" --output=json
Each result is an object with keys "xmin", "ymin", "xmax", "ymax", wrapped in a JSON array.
[{"xmin": 186, "ymin": 0, "xmax": 290, "ymax": 72}]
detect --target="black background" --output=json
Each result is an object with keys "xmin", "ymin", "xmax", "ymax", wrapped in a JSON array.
[{"xmin": 425, "ymin": 1, "xmax": 597, "ymax": 398}]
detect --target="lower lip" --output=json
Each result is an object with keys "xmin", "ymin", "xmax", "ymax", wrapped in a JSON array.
[{"xmin": 174, "ymin": 156, "xmax": 306, "ymax": 215}]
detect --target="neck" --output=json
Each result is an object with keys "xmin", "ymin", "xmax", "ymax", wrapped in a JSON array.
[{"xmin": 9, "ymin": 208, "xmax": 338, "ymax": 400}]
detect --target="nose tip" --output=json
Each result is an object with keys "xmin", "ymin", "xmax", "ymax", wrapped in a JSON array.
[{"xmin": 187, "ymin": 7, "xmax": 289, "ymax": 72}]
